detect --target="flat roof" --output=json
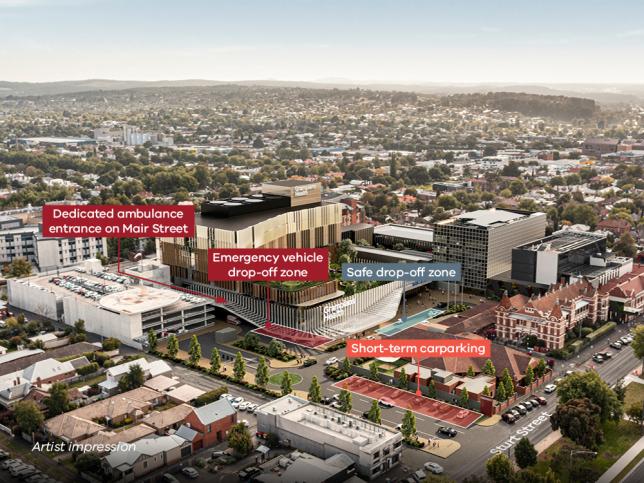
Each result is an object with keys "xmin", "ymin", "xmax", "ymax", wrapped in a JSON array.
[
  {"xmin": 515, "ymin": 230, "xmax": 605, "ymax": 253},
  {"xmin": 99, "ymin": 286, "xmax": 182, "ymax": 314},
  {"xmin": 265, "ymin": 180, "xmax": 318, "ymax": 187},
  {"xmin": 257, "ymin": 395, "xmax": 398, "ymax": 451},
  {"xmin": 355, "ymin": 246, "xmax": 432, "ymax": 262},
  {"xmin": 453, "ymin": 209, "xmax": 533, "ymax": 227},
  {"xmin": 373, "ymin": 224, "xmax": 434, "ymax": 243},
  {"xmin": 195, "ymin": 203, "xmax": 320, "ymax": 231}
]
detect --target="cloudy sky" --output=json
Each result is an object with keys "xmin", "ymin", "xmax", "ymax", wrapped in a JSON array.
[{"xmin": 1, "ymin": 0, "xmax": 643, "ymax": 83}]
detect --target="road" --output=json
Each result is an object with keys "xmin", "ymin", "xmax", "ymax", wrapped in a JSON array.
[{"xmin": 622, "ymin": 457, "xmax": 644, "ymax": 483}]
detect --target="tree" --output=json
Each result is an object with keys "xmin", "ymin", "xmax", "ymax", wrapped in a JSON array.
[
  {"xmin": 501, "ymin": 368, "xmax": 514, "ymax": 398},
  {"xmin": 338, "ymin": 389, "xmax": 352, "ymax": 413},
  {"xmin": 369, "ymin": 361, "xmax": 380, "ymax": 381},
  {"xmin": 243, "ymin": 332, "xmax": 260, "ymax": 350},
  {"xmin": 632, "ymin": 325, "xmax": 644, "ymax": 368},
  {"xmin": 367, "ymin": 399, "xmax": 382, "ymax": 424},
  {"xmin": 626, "ymin": 402, "xmax": 644, "ymax": 430},
  {"xmin": 228, "ymin": 422, "xmax": 253, "ymax": 456},
  {"xmin": 308, "ymin": 376, "xmax": 321, "ymax": 403},
  {"xmin": 524, "ymin": 366, "xmax": 534, "ymax": 386},
  {"xmin": 561, "ymin": 203, "xmax": 598, "ymax": 227},
  {"xmin": 166, "ymin": 334, "xmax": 179, "ymax": 358},
  {"xmin": 147, "ymin": 330, "xmax": 157, "ymax": 352},
  {"xmin": 255, "ymin": 356, "xmax": 269, "ymax": 388},
  {"xmin": 459, "ymin": 388, "xmax": 469, "ymax": 407},
  {"xmin": 397, "ymin": 368, "xmax": 409, "ymax": 389},
  {"xmin": 428, "ymin": 379, "xmax": 437, "ymax": 398},
  {"xmin": 486, "ymin": 453, "xmax": 514, "ymax": 483},
  {"xmin": 495, "ymin": 383, "xmax": 507, "ymax": 402},
  {"xmin": 515, "ymin": 437, "xmax": 538, "ymax": 469},
  {"xmin": 188, "ymin": 335, "xmax": 201, "ymax": 367},
  {"xmin": 74, "ymin": 453, "xmax": 101, "ymax": 474},
  {"xmin": 341, "ymin": 357, "xmax": 351, "ymax": 375},
  {"xmin": 467, "ymin": 365, "xmax": 475, "ymax": 377},
  {"xmin": 483, "ymin": 359, "xmax": 496, "ymax": 376},
  {"xmin": 233, "ymin": 351, "xmax": 246, "ymax": 382},
  {"xmin": 118, "ymin": 363, "xmax": 145, "ymax": 391},
  {"xmin": 534, "ymin": 359, "xmax": 547, "ymax": 378},
  {"xmin": 482, "ymin": 385, "xmax": 491, "ymax": 397},
  {"xmin": 267, "ymin": 339, "xmax": 286, "ymax": 358},
  {"xmin": 550, "ymin": 398, "xmax": 604, "ymax": 450},
  {"xmin": 44, "ymin": 383, "xmax": 69, "ymax": 417},
  {"xmin": 556, "ymin": 371, "xmax": 622, "ymax": 422},
  {"xmin": 613, "ymin": 233, "xmax": 637, "ymax": 258},
  {"xmin": 102, "ymin": 337, "xmax": 120, "ymax": 351},
  {"xmin": 14, "ymin": 400, "xmax": 43, "ymax": 435},
  {"xmin": 4, "ymin": 257, "xmax": 32, "ymax": 278},
  {"xmin": 210, "ymin": 347, "xmax": 221, "ymax": 374},
  {"xmin": 280, "ymin": 371, "xmax": 293, "ymax": 396},
  {"xmin": 401, "ymin": 409, "xmax": 416, "ymax": 439}
]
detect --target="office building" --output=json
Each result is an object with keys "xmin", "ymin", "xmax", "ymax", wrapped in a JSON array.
[
  {"xmin": 256, "ymin": 395, "xmax": 402, "ymax": 480},
  {"xmin": 511, "ymin": 230, "xmax": 632, "ymax": 287},
  {"xmin": 433, "ymin": 209, "xmax": 547, "ymax": 291}
]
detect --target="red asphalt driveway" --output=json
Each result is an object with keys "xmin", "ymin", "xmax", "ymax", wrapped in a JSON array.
[{"xmin": 333, "ymin": 375, "xmax": 482, "ymax": 428}]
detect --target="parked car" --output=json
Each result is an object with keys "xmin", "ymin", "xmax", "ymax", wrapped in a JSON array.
[
  {"xmin": 412, "ymin": 469, "xmax": 427, "ymax": 482},
  {"xmin": 330, "ymin": 401, "xmax": 343, "ymax": 410},
  {"xmin": 528, "ymin": 399, "xmax": 540, "ymax": 408},
  {"xmin": 522, "ymin": 402, "xmax": 534, "ymax": 411},
  {"xmin": 620, "ymin": 336, "xmax": 631, "ymax": 345},
  {"xmin": 238, "ymin": 466, "xmax": 261, "ymax": 480},
  {"xmin": 437, "ymin": 426, "xmax": 457, "ymax": 437},
  {"xmin": 502, "ymin": 412, "xmax": 516, "ymax": 424},
  {"xmin": 598, "ymin": 351, "xmax": 612, "ymax": 359},
  {"xmin": 592, "ymin": 354, "xmax": 605, "ymax": 363},
  {"xmin": 302, "ymin": 358, "xmax": 317, "ymax": 367},
  {"xmin": 161, "ymin": 474, "xmax": 180, "ymax": 483},
  {"xmin": 181, "ymin": 467, "xmax": 199, "ymax": 479},
  {"xmin": 324, "ymin": 357, "xmax": 339, "ymax": 366},
  {"xmin": 535, "ymin": 396, "xmax": 547, "ymax": 405},
  {"xmin": 513, "ymin": 405, "xmax": 527, "ymax": 415},
  {"xmin": 238, "ymin": 401, "xmax": 251, "ymax": 411},
  {"xmin": 1, "ymin": 459, "xmax": 21, "ymax": 470},
  {"xmin": 378, "ymin": 398, "xmax": 394, "ymax": 408},
  {"xmin": 424, "ymin": 462, "xmax": 444, "ymax": 474},
  {"xmin": 544, "ymin": 384, "xmax": 557, "ymax": 394},
  {"xmin": 320, "ymin": 396, "xmax": 333, "ymax": 405},
  {"xmin": 610, "ymin": 342, "xmax": 622, "ymax": 350},
  {"xmin": 510, "ymin": 409, "xmax": 521, "ymax": 419}
]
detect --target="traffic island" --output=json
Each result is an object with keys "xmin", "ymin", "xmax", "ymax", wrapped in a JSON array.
[{"xmin": 476, "ymin": 414, "xmax": 501, "ymax": 426}]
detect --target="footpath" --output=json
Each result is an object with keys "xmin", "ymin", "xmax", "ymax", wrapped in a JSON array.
[{"xmin": 597, "ymin": 435, "xmax": 644, "ymax": 483}]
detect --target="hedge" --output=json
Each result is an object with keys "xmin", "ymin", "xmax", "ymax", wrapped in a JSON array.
[
  {"xmin": 76, "ymin": 362, "xmax": 100, "ymax": 376},
  {"xmin": 585, "ymin": 322, "xmax": 616, "ymax": 343}
]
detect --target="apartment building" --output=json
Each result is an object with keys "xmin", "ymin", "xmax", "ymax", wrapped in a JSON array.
[
  {"xmin": 256, "ymin": 395, "xmax": 402, "ymax": 480},
  {"xmin": 0, "ymin": 216, "xmax": 106, "ymax": 271},
  {"xmin": 433, "ymin": 209, "xmax": 547, "ymax": 291}
]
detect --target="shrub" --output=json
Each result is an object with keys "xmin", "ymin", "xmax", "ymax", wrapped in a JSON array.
[
  {"xmin": 76, "ymin": 362, "xmax": 100, "ymax": 376},
  {"xmin": 101, "ymin": 337, "xmax": 121, "ymax": 351}
]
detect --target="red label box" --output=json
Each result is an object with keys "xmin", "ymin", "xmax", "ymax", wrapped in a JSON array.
[
  {"xmin": 208, "ymin": 248, "xmax": 329, "ymax": 281},
  {"xmin": 346, "ymin": 339, "xmax": 491, "ymax": 358},
  {"xmin": 42, "ymin": 205, "xmax": 195, "ymax": 238}
]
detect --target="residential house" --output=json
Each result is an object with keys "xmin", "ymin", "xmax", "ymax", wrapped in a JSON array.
[{"xmin": 182, "ymin": 399, "xmax": 237, "ymax": 451}]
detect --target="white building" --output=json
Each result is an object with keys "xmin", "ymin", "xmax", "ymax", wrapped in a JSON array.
[
  {"xmin": 7, "ymin": 265, "xmax": 216, "ymax": 348},
  {"xmin": 256, "ymin": 395, "xmax": 402, "ymax": 480}
]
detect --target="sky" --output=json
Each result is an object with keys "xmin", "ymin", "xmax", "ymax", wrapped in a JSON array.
[{"xmin": 1, "ymin": 0, "xmax": 643, "ymax": 84}]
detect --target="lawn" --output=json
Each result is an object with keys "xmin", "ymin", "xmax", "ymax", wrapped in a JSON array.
[
  {"xmin": 624, "ymin": 381, "xmax": 644, "ymax": 409},
  {"xmin": 269, "ymin": 371, "xmax": 303, "ymax": 386},
  {"xmin": 533, "ymin": 420, "xmax": 642, "ymax": 482}
]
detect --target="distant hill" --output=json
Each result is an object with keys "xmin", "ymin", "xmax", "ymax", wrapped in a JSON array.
[
  {"xmin": 440, "ymin": 92, "xmax": 599, "ymax": 120},
  {"xmin": 0, "ymin": 78, "xmax": 642, "ymax": 106}
]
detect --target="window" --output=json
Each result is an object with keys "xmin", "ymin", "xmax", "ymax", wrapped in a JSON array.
[{"xmin": 208, "ymin": 424, "xmax": 212, "ymax": 433}]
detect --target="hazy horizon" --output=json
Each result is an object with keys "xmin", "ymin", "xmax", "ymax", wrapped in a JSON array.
[{"xmin": 2, "ymin": 0, "xmax": 643, "ymax": 84}]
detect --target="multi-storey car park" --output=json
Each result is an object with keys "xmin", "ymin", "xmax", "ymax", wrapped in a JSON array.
[{"xmin": 7, "ymin": 260, "xmax": 215, "ymax": 348}]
